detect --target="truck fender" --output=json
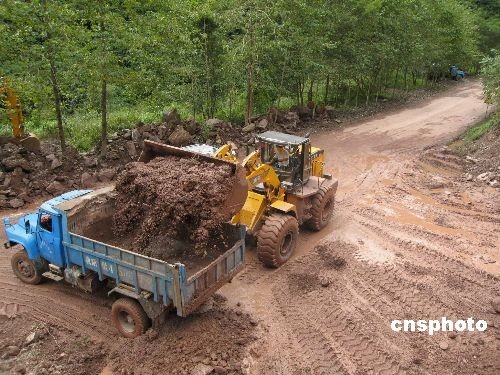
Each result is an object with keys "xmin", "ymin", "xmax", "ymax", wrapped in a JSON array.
[
  {"xmin": 270, "ymin": 200, "xmax": 297, "ymax": 217},
  {"xmin": 6, "ymin": 236, "xmax": 41, "ymax": 262}
]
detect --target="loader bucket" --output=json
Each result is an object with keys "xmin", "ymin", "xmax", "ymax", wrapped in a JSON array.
[{"xmin": 139, "ymin": 140, "xmax": 248, "ymax": 217}]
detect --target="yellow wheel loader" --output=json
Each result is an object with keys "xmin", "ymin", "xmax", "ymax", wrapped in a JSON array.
[
  {"xmin": 141, "ymin": 130, "xmax": 337, "ymax": 268},
  {"xmin": 226, "ymin": 131, "xmax": 337, "ymax": 267}
]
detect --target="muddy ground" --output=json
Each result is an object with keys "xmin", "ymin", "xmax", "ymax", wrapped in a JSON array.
[{"xmin": 1, "ymin": 79, "xmax": 499, "ymax": 374}]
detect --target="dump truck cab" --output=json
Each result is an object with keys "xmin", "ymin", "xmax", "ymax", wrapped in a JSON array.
[{"xmin": 4, "ymin": 190, "xmax": 92, "ymax": 269}]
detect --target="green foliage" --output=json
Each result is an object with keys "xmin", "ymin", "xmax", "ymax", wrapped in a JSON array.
[
  {"xmin": 462, "ymin": 111, "xmax": 499, "ymax": 143},
  {"xmin": 481, "ymin": 51, "xmax": 500, "ymax": 104},
  {"xmin": 0, "ymin": 0, "xmax": 489, "ymax": 150}
]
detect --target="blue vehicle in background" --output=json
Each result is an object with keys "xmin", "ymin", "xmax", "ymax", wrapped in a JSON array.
[
  {"xmin": 3, "ymin": 188, "xmax": 246, "ymax": 337},
  {"xmin": 450, "ymin": 65, "xmax": 465, "ymax": 80}
]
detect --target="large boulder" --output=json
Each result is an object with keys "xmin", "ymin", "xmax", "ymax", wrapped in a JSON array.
[
  {"xmin": 125, "ymin": 141, "xmax": 137, "ymax": 159},
  {"xmin": 242, "ymin": 123, "xmax": 256, "ymax": 133},
  {"xmin": 46, "ymin": 181, "xmax": 65, "ymax": 195},
  {"xmin": 131, "ymin": 129, "xmax": 141, "ymax": 143},
  {"xmin": 81, "ymin": 172, "xmax": 98, "ymax": 188},
  {"xmin": 162, "ymin": 109, "xmax": 181, "ymax": 125},
  {"xmin": 1, "ymin": 156, "xmax": 31, "ymax": 172},
  {"xmin": 97, "ymin": 168, "xmax": 116, "ymax": 183},
  {"xmin": 168, "ymin": 125, "xmax": 193, "ymax": 146},
  {"xmin": 205, "ymin": 118, "xmax": 224, "ymax": 127},
  {"xmin": 256, "ymin": 118, "xmax": 268, "ymax": 130},
  {"xmin": 185, "ymin": 119, "xmax": 201, "ymax": 135},
  {"xmin": 9, "ymin": 198, "xmax": 24, "ymax": 209},
  {"xmin": 158, "ymin": 125, "xmax": 169, "ymax": 140},
  {"xmin": 50, "ymin": 158, "xmax": 63, "ymax": 170}
]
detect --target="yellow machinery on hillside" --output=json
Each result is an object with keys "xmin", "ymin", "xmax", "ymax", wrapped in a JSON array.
[
  {"xmin": 215, "ymin": 131, "xmax": 338, "ymax": 267},
  {"xmin": 0, "ymin": 77, "xmax": 40, "ymax": 152}
]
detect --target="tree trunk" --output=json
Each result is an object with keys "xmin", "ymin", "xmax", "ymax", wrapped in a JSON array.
[
  {"xmin": 246, "ymin": 62, "xmax": 254, "ymax": 125},
  {"xmin": 100, "ymin": 78, "xmax": 108, "ymax": 157},
  {"xmin": 274, "ymin": 57, "xmax": 288, "ymax": 124},
  {"xmin": 404, "ymin": 68, "xmax": 408, "ymax": 93},
  {"xmin": 299, "ymin": 78, "xmax": 304, "ymax": 106},
  {"xmin": 48, "ymin": 55, "xmax": 65, "ymax": 151},
  {"xmin": 392, "ymin": 69, "xmax": 399, "ymax": 98},
  {"xmin": 307, "ymin": 79, "xmax": 314, "ymax": 103},
  {"xmin": 203, "ymin": 20, "xmax": 213, "ymax": 119},
  {"xmin": 245, "ymin": 18, "xmax": 254, "ymax": 126},
  {"xmin": 324, "ymin": 74, "xmax": 330, "ymax": 104}
]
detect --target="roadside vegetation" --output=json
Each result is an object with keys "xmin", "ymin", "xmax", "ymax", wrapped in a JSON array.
[
  {"xmin": 450, "ymin": 50, "xmax": 499, "ymax": 154},
  {"xmin": 0, "ymin": 0, "xmax": 498, "ymax": 152}
]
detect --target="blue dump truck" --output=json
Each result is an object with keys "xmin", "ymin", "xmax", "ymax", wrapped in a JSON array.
[{"xmin": 3, "ymin": 187, "xmax": 246, "ymax": 337}]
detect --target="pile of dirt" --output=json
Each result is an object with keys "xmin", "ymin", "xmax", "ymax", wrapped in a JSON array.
[
  {"xmin": 107, "ymin": 296, "xmax": 257, "ymax": 375},
  {"xmin": 0, "ymin": 314, "xmax": 106, "ymax": 375},
  {"xmin": 113, "ymin": 156, "xmax": 237, "ymax": 255}
]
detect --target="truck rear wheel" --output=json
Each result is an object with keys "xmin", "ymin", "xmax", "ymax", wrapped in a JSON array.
[
  {"xmin": 111, "ymin": 298, "xmax": 150, "ymax": 338},
  {"xmin": 257, "ymin": 214, "xmax": 299, "ymax": 268},
  {"xmin": 307, "ymin": 186, "xmax": 335, "ymax": 231},
  {"xmin": 11, "ymin": 250, "xmax": 43, "ymax": 285}
]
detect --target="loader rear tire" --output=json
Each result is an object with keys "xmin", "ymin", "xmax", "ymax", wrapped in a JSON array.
[
  {"xmin": 11, "ymin": 250, "xmax": 43, "ymax": 285},
  {"xmin": 307, "ymin": 185, "xmax": 335, "ymax": 231},
  {"xmin": 112, "ymin": 298, "xmax": 150, "ymax": 338},
  {"xmin": 257, "ymin": 214, "xmax": 298, "ymax": 268}
]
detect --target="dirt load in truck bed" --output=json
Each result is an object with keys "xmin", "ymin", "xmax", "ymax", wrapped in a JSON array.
[{"xmin": 110, "ymin": 155, "xmax": 239, "ymax": 262}]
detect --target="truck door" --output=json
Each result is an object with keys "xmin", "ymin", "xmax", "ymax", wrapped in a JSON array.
[{"xmin": 36, "ymin": 213, "xmax": 64, "ymax": 266}]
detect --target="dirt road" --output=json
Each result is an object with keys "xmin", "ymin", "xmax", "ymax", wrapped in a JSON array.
[
  {"xmin": 1, "ymin": 79, "xmax": 499, "ymax": 374},
  {"xmin": 222, "ymin": 79, "xmax": 499, "ymax": 374}
]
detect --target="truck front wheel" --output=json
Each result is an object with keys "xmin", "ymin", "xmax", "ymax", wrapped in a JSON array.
[
  {"xmin": 111, "ymin": 298, "xmax": 150, "ymax": 338},
  {"xmin": 11, "ymin": 250, "xmax": 43, "ymax": 285}
]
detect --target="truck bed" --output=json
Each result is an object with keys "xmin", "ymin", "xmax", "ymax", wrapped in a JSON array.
[{"xmin": 55, "ymin": 187, "xmax": 246, "ymax": 316}]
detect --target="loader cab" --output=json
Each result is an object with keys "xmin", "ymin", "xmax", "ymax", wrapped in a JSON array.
[{"xmin": 256, "ymin": 131, "xmax": 312, "ymax": 185}]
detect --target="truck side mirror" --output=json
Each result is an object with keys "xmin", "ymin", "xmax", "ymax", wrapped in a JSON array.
[{"xmin": 25, "ymin": 220, "xmax": 30, "ymax": 234}]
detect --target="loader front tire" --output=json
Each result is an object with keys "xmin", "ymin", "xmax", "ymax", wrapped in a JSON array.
[
  {"xmin": 257, "ymin": 214, "xmax": 299, "ymax": 268},
  {"xmin": 307, "ymin": 186, "xmax": 335, "ymax": 231},
  {"xmin": 112, "ymin": 298, "xmax": 150, "ymax": 338},
  {"xmin": 11, "ymin": 250, "xmax": 43, "ymax": 285}
]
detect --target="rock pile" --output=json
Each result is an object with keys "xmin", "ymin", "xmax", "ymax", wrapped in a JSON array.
[
  {"xmin": 1, "ymin": 104, "xmax": 338, "ymax": 210},
  {"xmin": 0, "ymin": 138, "xmax": 117, "ymax": 209},
  {"xmin": 96, "ymin": 105, "xmax": 337, "ymax": 167}
]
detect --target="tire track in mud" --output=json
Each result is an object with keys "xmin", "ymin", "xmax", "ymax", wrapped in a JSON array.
[
  {"xmin": 271, "ymin": 255, "xmax": 401, "ymax": 374},
  {"xmin": 0, "ymin": 254, "xmax": 115, "ymax": 341},
  {"xmin": 267, "ymin": 237, "xmax": 499, "ymax": 375}
]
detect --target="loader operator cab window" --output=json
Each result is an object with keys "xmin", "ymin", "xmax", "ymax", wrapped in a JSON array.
[
  {"xmin": 273, "ymin": 145, "xmax": 290, "ymax": 167},
  {"xmin": 40, "ymin": 214, "xmax": 53, "ymax": 232}
]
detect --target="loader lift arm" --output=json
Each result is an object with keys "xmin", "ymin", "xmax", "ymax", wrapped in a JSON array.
[
  {"xmin": 0, "ymin": 77, "xmax": 25, "ymax": 139},
  {"xmin": 1, "ymin": 77, "xmax": 40, "ymax": 152}
]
